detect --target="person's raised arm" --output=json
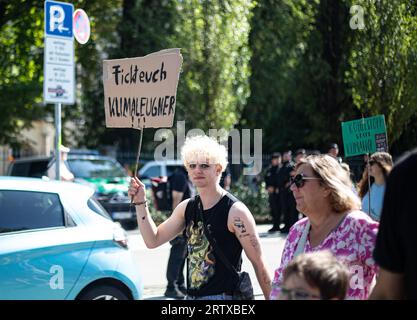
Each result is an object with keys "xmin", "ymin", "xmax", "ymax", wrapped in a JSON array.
[
  {"xmin": 228, "ymin": 202, "xmax": 272, "ymax": 299},
  {"xmin": 129, "ymin": 177, "xmax": 188, "ymax": 249}
]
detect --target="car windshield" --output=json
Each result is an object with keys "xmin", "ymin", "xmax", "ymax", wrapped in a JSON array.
[{"xmin": 67, "ymin": 159, "xmax": 127, "ymax": 178}]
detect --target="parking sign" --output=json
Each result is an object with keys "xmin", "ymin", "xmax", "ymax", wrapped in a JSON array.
[
  {"xmin": 44, "ymin": 0, "xmax": 74, "ymax": 104},
  {"xmin": 45, "ymin": 0, "xmax": 73, "ymax": 38}
]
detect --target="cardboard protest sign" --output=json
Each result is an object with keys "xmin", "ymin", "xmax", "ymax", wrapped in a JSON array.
[
  {"xmin": 103, "ymin": 49, "xmax": 183, "ymax": 129},
  {"xmin": 341, "ymin": 115, "xmax": 388, "ymax": 157}
]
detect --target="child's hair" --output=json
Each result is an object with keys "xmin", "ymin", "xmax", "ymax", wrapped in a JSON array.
[{"xmin": 283, "ymin": 251, "xmax": 349, "ymax": 300}]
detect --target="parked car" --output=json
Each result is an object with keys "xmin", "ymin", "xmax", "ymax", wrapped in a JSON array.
[
  {"xmin": 6, "ymin": 155, "xmax": 53, "ymax": 178},
  {"xmin": 138, "ymin": 159, "xmax": 183, "ymax": 188},
  {"xmin": 66, "ymin": 154, "xmax": 135, "ymax": 229},
  {"xmin": 0, "ymin": 177, "xmax": 143, "ymax": 300},
  {"xmin": 7, "ymin": 153, "xmax": 137, "ymax": 230}
]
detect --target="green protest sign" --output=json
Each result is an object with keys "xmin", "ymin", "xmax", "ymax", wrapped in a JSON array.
[{"xmin": 341, "ymin": 115, "xmax": 388, "ymax": 157}]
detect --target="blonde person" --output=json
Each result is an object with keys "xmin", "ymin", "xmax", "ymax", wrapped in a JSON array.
[
  {"xmin": 270, "ymin": 155, "xmax": 379, "ymax": 300},
  {"xmin": 129, "ymin": 135, "xmax": 271, "ymax": 300},
  {"xmin": 358, "ymin": 152, "xmax": 393, "ymax": 221},
  {"xmin": 277, "ymin": 251, "xmax": 349, "ymax": 300}
]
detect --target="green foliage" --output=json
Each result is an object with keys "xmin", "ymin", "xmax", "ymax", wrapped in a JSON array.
[
  {"xmin": 230, "ymin": 176, "xmax": 270, "ymax": 222},
  {"xmin": 242, "ymin": 0, "xmax": 417, "ymax": 155},
  {"xmin": 175, "ymin": 0, "xmax": 255, "ymax": 132},
  {"xmin": 1, "ymin": 0, "xmax": 416, "ymax": 156},
  {"xmin": 346, "ymin": 0, "xmax": 417, "ymax": 150},
  {"xmin": 0, "ymin": 1, "xmax": 45, "ymax": 147}
]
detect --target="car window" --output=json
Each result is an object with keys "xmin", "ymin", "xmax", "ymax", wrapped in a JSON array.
[
  {"xmin": 166, "ymin": 165, "xmax": 184, "ymax": 177},
  {"xmin": 8, "ymin": 159, "xmax": 51, "ymax": 178},
  {"xmin": 87, "ymin": 197, "xmax": 112, "ymax": 220},
  {"xmin": 141, "ymin": 165, "xmax": 161, "ymax": 178},
  {"xmin": 0, "ymin": 190, "xmax": 65, "ymax": 233},
  {"xmin": 67, "ymin": 158, "xmax": 127, "ymax": 178}
]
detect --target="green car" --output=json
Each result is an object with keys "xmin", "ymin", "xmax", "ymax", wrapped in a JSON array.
[{"xmin": 66, "ymin": 155, "xmax": 137, "ymax": 230}]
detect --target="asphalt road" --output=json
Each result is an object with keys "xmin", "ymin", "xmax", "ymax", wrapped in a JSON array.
[{"xmin": 127, "ymin": 224, "xmax": 287, "ymax": 300}]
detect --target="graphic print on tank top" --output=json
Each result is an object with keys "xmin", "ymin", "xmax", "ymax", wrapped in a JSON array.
[{"xmin": 186, "ymin": 219, "xmax": 216, "ymax": 289}]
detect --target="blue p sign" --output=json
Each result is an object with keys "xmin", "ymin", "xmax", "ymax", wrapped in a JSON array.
[{"xmin": 45, "ymin": 0, "xmax": 73, "ymax": 38}]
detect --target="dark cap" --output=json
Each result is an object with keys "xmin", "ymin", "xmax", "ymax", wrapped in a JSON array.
[
  {"xmin": 295, "ymin": 148, "xmax": 306, "ymax": 156},
  {"xmin": 328, "ymin": 143, "xmax": 338, "ymax": 150},
  {"xmin": 272, "ymin": 152, "xmax": 281, "ymax": 159}
]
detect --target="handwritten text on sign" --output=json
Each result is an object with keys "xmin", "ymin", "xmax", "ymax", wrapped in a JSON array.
[
  {"xmin": 103, "ymin": 49, "xmax": 183, "ymax": 129},
  {"xmin": 341, "ymin": 115, "xmax": 388, "ymax": 157}
]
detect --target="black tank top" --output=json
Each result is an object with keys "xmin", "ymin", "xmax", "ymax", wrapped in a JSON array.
[{"xmin": 184, "ymin": 193, "xmax": 242, "ymax": 297}]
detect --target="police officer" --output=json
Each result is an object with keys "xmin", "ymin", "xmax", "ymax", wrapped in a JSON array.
[{"xmin": 265, "ymin": 152, "xmax": 282, "ymax": 233}]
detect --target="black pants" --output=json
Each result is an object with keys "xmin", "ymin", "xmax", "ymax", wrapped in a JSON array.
[
  {"xmin": 268, "ymin": 193, "xmax": 281, "ymax": 229},
  {"xmin": 166, "ymin": 235, "xmax": 187, "ymax": 289}
]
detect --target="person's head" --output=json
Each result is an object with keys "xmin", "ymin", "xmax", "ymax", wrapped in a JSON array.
[
  {"xmin": 60, "ymin": 145, "xmax": 70, "ymax": 161},
  {"xmin": 279, "ymin": 251, "xmax": 349, "ymax": 300},
  {"xmin": 295, "ymin": 149, "xmax": 306, "ymax": 164},
  {"xmin": 368, "ymin": 152, "xmax": 393, "ymax": 181},
  {"xmin": 181, "ymin": 135, "xmax": 228, "ymax": 188},
  {"xmin": 290, "ymin": 155, "xmax": 360, "ymax": 215},
  {"xmin": 271, "ymin": 152, "xmax": 282, "ymax": 166},
  {"xmin": 283, "ymin": 151, "xmax": 292, "ymax": 162},
  {"xmin": 327, "ymin": 143, "xmax": 339, "ymax": 158}
]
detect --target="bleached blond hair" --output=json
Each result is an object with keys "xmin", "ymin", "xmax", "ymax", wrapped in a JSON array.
[{"xmin": 181, "ymin": 135, "xmax": 228, "ymax": 172}]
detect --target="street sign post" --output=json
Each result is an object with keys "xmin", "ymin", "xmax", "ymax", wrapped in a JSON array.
[
  {"xmin": 44, "ymin": 0, "xmax": 74, "ymax": 180},
  {"xmin": 44, "ymin": 0, "xmax": 74, "ymax": 105}
]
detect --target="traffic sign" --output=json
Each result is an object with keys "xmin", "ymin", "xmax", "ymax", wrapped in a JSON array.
[
  {"xmin": 73, "ymin": 9, "xmax": 90, "ymax": 44},
  {"xmin": 44, "ymin": 0, "xmax": 74, "ymax": 104},
  {"xmin": 44, "ymin": 0, "xmax": 74, "ymax": 38}
]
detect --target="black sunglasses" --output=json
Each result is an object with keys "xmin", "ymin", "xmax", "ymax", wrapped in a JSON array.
[{"xmin": 290, "ymin": 173, "xmax": 321, "ymax": 188}]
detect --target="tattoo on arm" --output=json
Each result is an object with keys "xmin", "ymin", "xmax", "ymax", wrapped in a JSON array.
[
  {"xmin": 249, "ymin": 235, "xmax": 260, "ymax": 250},
  {"xmin": 234, "ymin": 217, "xmax": 247, "ymax": 233}
]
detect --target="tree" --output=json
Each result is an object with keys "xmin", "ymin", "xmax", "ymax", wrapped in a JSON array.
[
  {"xmin": 175, "ymin": 0, "xmax": 255, "ymax": 132},
  {"xmin": 0, "ymin": 1, "xmax": 45, "ymax": 148},
  {"xmin": 346, "ymin": 0, "xmax": 417, "ymax": 153}
]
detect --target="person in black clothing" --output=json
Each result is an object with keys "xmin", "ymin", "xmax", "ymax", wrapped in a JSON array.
[
  {"xmin": 164, "ymin": 166, "xmax": 193, "ymax": 299},
  {"xmin": 129, "ymin": 135, "xmax": 271, "ymax": 300},
  {"xmin": 370, "ymin": 148, "xmax": 417, "ymax": 299},
  {"xmin": 276, "ymin": 151, "xmax": 298, "ymax": 233},
  {"xmin": 219, "ymin": 164, "xmax": 232, "ymax": 191},
  {"xmin": 265, "ymin": 152, "xmax": 282, "ymax": 233}
]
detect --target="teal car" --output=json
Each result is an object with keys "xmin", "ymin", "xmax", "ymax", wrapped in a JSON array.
[{"xmin": 0, "ymin": 177, "xmax": 143, "ymax": 300}]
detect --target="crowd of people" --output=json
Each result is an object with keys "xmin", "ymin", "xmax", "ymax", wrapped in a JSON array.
[{"xmin": 128, "ymin": 135, "xmax": 417, "ymax": 300}]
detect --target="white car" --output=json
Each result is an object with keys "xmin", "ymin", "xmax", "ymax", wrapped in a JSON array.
[{"xmin": 138, "ymin": 159, "xmax": 183, "ymax": 188}]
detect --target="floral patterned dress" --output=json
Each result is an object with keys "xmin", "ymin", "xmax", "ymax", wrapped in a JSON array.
[{"xmin": 270, "ymin": 211, "xmax": 379, "ymax": 300}]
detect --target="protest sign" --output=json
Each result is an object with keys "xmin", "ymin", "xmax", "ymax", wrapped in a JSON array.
[
  {"xmin": 341, "ymin": 115, "xmax": 388, "ymax": 157},
  {"xmin": 103, "ymin": 49, "xmax": 183, "ymax": 129}
]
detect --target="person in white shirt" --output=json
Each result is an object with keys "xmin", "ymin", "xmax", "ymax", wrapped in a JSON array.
[{"xmin": 47, "ymin": 145, "xmax": 75, "ymax": 182}]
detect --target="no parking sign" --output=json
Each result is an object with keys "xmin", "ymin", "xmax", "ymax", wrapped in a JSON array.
[{"xmin": 73, "ymin": 9, "xmax": 90, "ymax": 44}]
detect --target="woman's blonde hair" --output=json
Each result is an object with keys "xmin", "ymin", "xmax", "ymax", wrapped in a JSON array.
[
  {"xmin": 181, "ymin": 135, "xmax": 228, "ymax": 172},
  {"xmin": 297, "ymin": 155, "xmax": 361, "ymax": 213}
]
